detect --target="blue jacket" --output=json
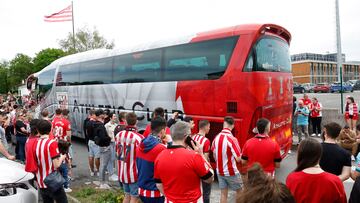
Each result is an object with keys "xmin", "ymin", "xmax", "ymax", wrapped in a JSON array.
[{"xmin": 136, "ymin": 135, "xmax": 166, "ymax": 192}]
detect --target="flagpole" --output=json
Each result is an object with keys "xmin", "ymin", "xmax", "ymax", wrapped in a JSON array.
[{"xmin": 71, "ymin": 1, "xmax": 75, "ymax": 52}]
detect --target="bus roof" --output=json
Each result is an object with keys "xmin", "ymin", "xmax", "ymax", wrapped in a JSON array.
[{"xmin": 33, "ymin": 23, "xmax": 290, "ymax": 77}]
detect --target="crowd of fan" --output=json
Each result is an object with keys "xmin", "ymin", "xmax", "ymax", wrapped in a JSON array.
[{"xmin": 1, "ymin": 93, "xmax": 360, "ymax": 202}]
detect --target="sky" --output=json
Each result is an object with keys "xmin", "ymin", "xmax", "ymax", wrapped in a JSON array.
[{"xmin": 1, "ymin": 0, "xmax": 359, "ymax": 62}]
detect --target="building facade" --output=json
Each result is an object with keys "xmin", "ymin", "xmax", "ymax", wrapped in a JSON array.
[{"xmin": 291, "ymin": 53, "xmax": 360, "ymax": 84}]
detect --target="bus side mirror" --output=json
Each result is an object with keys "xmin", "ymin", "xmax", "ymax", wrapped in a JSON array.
[{"xmin": 26, "ymin": 77, "xmax": 33, "ymax": 90}]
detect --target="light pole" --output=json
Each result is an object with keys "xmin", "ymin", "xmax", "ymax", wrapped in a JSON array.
[{"xmin": 336, "ymin": 0, "xmax": 344, "ymax": 113}]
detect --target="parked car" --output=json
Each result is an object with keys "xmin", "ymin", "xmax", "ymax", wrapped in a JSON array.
[
  {"xmin": 330, "ymin": 82, "xmax": 353, "ymax": 93},
  {"xmin": 293, "ymin": 83, "xmax": 306, "ymax": 93},
  {"xmin": 302, "ymin": 83, "xmax": 315, "ymax": 93},
  {"xmin": 347, "ymin": 80, "xmax": 358, "ymax": 87},
  {"xmin": 0, "ymin": 158, "xmax": 38, "ymax": 203},
  {"xmin": 313, "ymin": 83, "xmax": 330, "ymax": 93},
  {"xmin": 353, "ymin": 80, "xmax": 360, "ymax": 91},
  {"xmin": 353, "ymin": 80, "xmax": 360, "ymax": 90}
]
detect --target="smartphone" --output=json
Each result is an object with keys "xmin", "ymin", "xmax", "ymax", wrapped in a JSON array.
[{"xmin": 185, "ymin": 136, "xmax": 195, "ymax": 150}]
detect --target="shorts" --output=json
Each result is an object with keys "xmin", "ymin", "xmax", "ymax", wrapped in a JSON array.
[
  {"xmin": 88, "ymin": 140, "xmax": 100, "ymax": 159},
  {"xmin": 218, "ymin": 174, "xmax": 242, "ymax": 191},
  {"xmin": 122, "ymin": 182, "xmax": 139, "ymax": 197},
  {"xmin": 345, "ymin": 113, "xmax": 359, "ymax": 120}
]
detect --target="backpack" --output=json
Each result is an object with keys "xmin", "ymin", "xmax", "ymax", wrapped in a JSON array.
[{"xmin": 93, "ymin": 122, "xmax": 110, "ymax": 147}]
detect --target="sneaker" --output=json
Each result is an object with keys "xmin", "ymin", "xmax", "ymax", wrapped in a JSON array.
[
  {"xmin": 98, "ymin": 183, "xmax": 111, "ymax": 189},
  {"xmin": 109, "ymin": 174, "xmax": 118, "ymax": 182},
  {"xmin": 311, "ymin": 133, "xmax": 316, "ymax": 137},
  {"xmin": 64, "ymin": 188, "xmax": 72, "ymax": 193},
  {"xmin": 93, "ymin": 181, "xmax": 101, "ymax": 186},
  {"xmin": 90, "ymin": 171, "xmax": 95, "ymax": 177},
  {"xmin": 288, "ymin": 150, "xmax": 292, "ymax": 154},
  {"xmin": 317, "ymin": 134, "xmax": 321, "ymax": 137},
  {"xmin": 352, "ymin": 155, "xmax": 356, "ymax": 161}
]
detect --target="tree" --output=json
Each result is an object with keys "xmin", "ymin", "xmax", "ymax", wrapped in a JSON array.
[
  {"xmin": 59, "ymin": 26, "xmax": 115, "ymax": 54},
  {"xmin": 0, "ymin": 61, "xmax": 10, "ymax": 94},
  {"xmin": 33, "ymin": 48, "xmax": 67, "ymax": 72},
  {"xmin": 8, "ymin": 54, "xmax": 34, "ymax": 91}
]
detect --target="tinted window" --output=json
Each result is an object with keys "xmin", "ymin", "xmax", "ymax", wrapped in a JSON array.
[
  {"xmin": 38, "ymin": 69, "xmax": 55, "ymax": 94},
  {"xmin": 56, "ymin": 63, "xmax": 80, "ymax": 86},
  {"xmin": 113, "ymin": 50, "xmax": 161, "ymax": 83},
  {"xmin": 80, "ymin": 58, "xmax": 113, "ymax": 85},
  {"xmin": 245, "ymin": 37, "xmax": 291, "ymax": 72},
  {"xmin": 163, "ymin": 36, "xmax": 238, "ymax": 81}
]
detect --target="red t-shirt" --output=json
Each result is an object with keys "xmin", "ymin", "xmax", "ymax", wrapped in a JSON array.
[
  {"xmin": 286, "ymin": 171, "xmax": 346, "ymax": 203},
  {"xmin": 52, "ymin": 117, "xmax": 71, "ymax": 141},
  {"xmin": 241, "ymin": 134, "xmax": 281, "ymax": 174},
  {"xmin": 143, "ymin": 124, "xmax": 171, "ymax": 137},
  {"xmin": 301, "ymin": 98, "xmax": 312, "ymax": 106},
  {"xmin": 154, "ymin": 146, "xmax": 212, "ymax": 203},
  {"xmin": 25, "ymin": 136, "xmax": 38, "ymax": 173}
]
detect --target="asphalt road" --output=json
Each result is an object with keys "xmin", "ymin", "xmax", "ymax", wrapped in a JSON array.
[{"xmin": 294, "ymin": 90, "xmax": 360, "ymax": 110}]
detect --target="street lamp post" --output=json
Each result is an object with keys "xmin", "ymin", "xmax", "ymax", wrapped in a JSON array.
[{"xmin": 336, "ymin": 0, "xmax": 344, "ymax": 113}]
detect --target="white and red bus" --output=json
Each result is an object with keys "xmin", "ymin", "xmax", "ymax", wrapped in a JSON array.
[{"xmin": 27, "ymin": 24, "xmax": 293, "ymax": 156}]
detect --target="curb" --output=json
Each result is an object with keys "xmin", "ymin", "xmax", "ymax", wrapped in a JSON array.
[{"xmin": 67, "ymin": 193, "xmax": 81, "ymax": 203}]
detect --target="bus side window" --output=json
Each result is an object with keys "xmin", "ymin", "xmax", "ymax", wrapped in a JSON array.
[{"xmin": 244, "ymin": 52, "xmax": 254, "ymax": 72}]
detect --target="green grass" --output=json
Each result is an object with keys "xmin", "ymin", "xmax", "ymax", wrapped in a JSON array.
[{"xmin": 71, "ymin": 186, "xmax": 124, "ymax": 203}]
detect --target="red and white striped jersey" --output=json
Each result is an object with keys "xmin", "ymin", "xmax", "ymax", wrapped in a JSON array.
[
  {"xmin": 211, "ymin": 128, "xmax": 241, "ymax": 176},
  {"xmin": 35, "ymin": 138, "xmax": 60, "ymax": 188},
  {"xmin": 191, "ymin": 134, "xmax": 210, "ymax": 153},
  {"xmin": 116, "ymin": 128, "xmax": 144, "ymax": 184}
]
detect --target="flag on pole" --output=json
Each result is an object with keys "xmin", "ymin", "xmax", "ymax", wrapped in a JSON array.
[{"xmin": 44, "ymin": 5, "xmax": 72, "ymax": 22}]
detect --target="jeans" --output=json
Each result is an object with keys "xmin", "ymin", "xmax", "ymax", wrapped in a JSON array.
[
  {"xmin": 297, "ymin": 125, "xmax": 309, "ymax": 143},
  {"xmin": 202, "ymin": 181, "xmax": 211, "ymax": 203},
  {"xmin": 16, "ymin": 135, "xmax": 27, "ymax": 162},
  {"xmin": 40, "ymin": 188, "xmax": 68, "ymax": 203},
  {"xmin": 99, "ymin": 146, "xmax": 112, "ymax": 182},
  {"xmin": 59, "ymin": 162, "xmax": 69, "ymax": 188},
  {"xmin": 107, "ymin": 142, "xmax": 116, "ymax": 175}
]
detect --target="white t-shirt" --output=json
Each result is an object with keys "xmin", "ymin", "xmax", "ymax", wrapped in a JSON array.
[{"xmin": 105, "ymin": 122, "xmax": 117, "ymax": 142}]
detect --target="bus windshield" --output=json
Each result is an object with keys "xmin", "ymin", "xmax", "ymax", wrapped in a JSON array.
[{"xmin": 245, "ymin": 37, "xmax": 291, "ymax": 72}]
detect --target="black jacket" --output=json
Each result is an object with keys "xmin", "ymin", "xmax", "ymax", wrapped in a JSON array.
[{"xmin": 93, "ymin": 121, "xmax": 111, "ymax": 147}]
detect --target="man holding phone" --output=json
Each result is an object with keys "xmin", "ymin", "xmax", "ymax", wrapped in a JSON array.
[{"xmin": 295, "ymin": 100, "xmax": 310, "ymax": 143}]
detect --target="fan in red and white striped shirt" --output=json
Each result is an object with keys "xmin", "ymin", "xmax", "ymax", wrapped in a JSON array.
[
  {"xmin": 35, "ymin": 137, "xmax": 60, "ymax": 188},
  {"xmin": 192, "ymin": 134, "xmax": 210, "ymax": 153},
  {"xmin": 192, "ymin": 120, "xmax": 211, "ymax": 156},
  {"xmin": 115, "ymin": 126, "xmax": 144, "ymax": 184},
  {"xmin": 211, "ymin": 127, "xmax": 241, "ymax": 176}
]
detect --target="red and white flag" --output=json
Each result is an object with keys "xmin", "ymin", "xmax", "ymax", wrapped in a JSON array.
[{"xmin": 44, "ymin": 5, "xmax": 72, "ymax": 22}]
